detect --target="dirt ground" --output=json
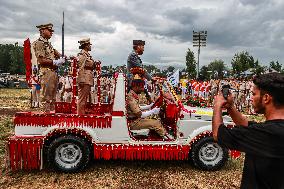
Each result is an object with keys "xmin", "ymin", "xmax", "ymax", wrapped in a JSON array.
[{"xmin": 0, "ymin": 89, "xmax": 247, "ymax": 189}]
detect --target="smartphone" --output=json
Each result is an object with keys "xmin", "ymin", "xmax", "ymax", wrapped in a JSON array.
[{"xmin": 222, "ymin": 84, "xmax": 230, "ymax": 99}]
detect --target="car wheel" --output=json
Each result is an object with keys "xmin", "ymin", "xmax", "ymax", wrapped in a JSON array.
[
  {"xmin": 190, "ymin": 136, "xmax": 228, "ymax": 170},
  {"xmin": 47, "ymin": 135, "xmax": 91, "ymax": 173}
]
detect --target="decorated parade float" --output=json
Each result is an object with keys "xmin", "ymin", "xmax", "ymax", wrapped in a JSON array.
[{"xmin": 6, "ymin": 39, "xmax": 240, "ymax": 173}]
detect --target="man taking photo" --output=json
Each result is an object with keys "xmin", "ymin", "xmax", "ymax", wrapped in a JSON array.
[{"xmin": 212, "ymin": 72, "xmax": 284, "ymax": 189}]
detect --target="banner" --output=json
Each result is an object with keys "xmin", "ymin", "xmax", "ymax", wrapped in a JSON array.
[
  {"xmin": 167, "ymin": 69, "xmax": 179, "ymax": 87},
  {"xmin": 23, "ymin": 38, "xmax": 32, "ymax": 85}
]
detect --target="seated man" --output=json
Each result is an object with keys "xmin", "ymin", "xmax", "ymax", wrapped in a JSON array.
[{"xmin": 126, "ymin": 75, "xmax": 173, "ymax": 140}]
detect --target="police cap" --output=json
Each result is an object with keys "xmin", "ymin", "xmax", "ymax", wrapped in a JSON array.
[
  {"xmin": 133, "ymin": 40, "xmax": 145, "ymax": 46},
  {"xmin": 36, "ymin": 23, "xmax": 54, "ymax": 32}
]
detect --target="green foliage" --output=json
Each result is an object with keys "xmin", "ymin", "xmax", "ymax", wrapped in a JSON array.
[
  {"xmin": 199, "ymin": 65, "xmax": 210, "ymax": 80},
  {"xmin": 208, "ymin": 59, "xmax": 227, "ymax": 79},
  {"xmin": 231, "ymin": 51, "xmax": 255, "ymax": 76},
  {"xmin": 144, "ymin": 65, "xmax": 159, "ymax": 75},
  {"xmin": 0, "ymin": 43, "xmax": 24, "ymax": 74},
  {"xmin": 185, "ymin": 48, "xmax": 196, "ymax": 79},
  {"xmin": 269, "ymin": 61, "xmax": 282, "ymax": 72},
  {"xmin": 167, "ymin": 66, "xmax": 175, "ymax": 74},
  {"xmin": 185, "ymin": 95, "xmax": 208, "ymax": 107},
  {"xmin": 253, "ymin": 60, "xmax": 266, "ymax": 75},
  {"xmin": 199, "ymin": 59, "xmax": 227, "ymax": 80}
]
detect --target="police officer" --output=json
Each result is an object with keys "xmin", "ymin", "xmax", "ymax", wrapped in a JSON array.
[
  {"xmin": 77, "ymin": 38, "xmax": 96, "ymax": 115},
  {"xmin": 126, "ymin": 73, "xmax": 174, "ymax": 140},
  {"xmin": 33, "ymin": 23, "xmax": 65, "ymax": 112},
  {"xmin": 127, "ymin": 40, "xmax": 152, "ymax": 88}
]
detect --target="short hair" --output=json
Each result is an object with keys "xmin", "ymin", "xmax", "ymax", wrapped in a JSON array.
[{"xmin": 253, "ymin": 72, "xmax": 284, "ymax": 106}]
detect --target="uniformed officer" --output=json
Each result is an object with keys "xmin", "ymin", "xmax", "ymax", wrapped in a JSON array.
[
  {"xmin": 33, "ymin": 23, "xmax": 65, "ymax": 112},
  {"xmin": 77, "ymin": 38, "xmax": 96, "ymax": 115},
  {"xmin": 126, "ymin": 74, "xmax": 174, "ymax": 140},
  {"xmin": 127, "ymin": 40, "xmax": 152, "ymax": 88}
]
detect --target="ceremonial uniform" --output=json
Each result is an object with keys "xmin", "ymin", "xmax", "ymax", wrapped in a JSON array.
[
  {"xmin": 33, "ymin": 23, "xmax": 60, "ymax": 111},
  {"xmin": 77, "ymin": 38, "xmax": 96, "ymax": 115},
  {"xmin": 126, "ymin": 89, "xmax": 166, "ymax": 137},
  {"xmin": 127, "ymin": 50, "xmax": 151, "ymax": 81},
  {"xmin": 127, "ymin": 40, "xmax": 152, "ymax": 90},
  {"xmin": 238, "ymin": 82, "xmax": 246, "ymax": 109}
]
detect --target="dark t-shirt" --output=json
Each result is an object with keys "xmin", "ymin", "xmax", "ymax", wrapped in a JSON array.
[{"xmin": 218, "ymin": 120, "xmax": 284, "ymax": 189}]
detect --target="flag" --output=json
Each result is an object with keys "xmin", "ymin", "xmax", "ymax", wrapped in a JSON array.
[
  {"xmin": 167, "ymin": 69, "xmax": 179, "ymax": 87},
  {"xmin": 23, "ymin": 38, "xmax": 32, "ymax": 85}
]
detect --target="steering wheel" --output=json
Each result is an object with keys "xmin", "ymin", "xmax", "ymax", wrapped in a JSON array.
[{"xmin": 152, "ymin": 93, "xmax": 164, "ymax": 108}]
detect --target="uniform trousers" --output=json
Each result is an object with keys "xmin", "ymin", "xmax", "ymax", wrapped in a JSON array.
[
  {"xmin": 41, "ymin": 69, "xmax": 57, "ymax": 111},
  {"xmin": 129, "ymin": 118, "xmax": 166, "ymax": 137},
  {"xmin": 78, "ymin": 83, "xmax": 91, "ymax": 115}
]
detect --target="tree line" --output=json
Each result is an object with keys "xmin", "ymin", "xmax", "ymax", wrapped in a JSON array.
[
  {"xmin": 0, "ymin": 43, "xmax": 25, "ymax": 74},
  {"xmin": 185, "ymin": 49, "xmax": 284, "ymax": 80},
  {"xmin": 0, "ymin": 43, "xmax": 283, "ymax": 80}
]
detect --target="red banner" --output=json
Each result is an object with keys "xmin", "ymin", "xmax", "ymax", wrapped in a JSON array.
[{"xmin": 23, "ymin": 38, "xmax": 32, "ymax": 85}]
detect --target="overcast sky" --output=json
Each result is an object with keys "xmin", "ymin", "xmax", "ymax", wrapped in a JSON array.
[{"xmin": 0, "ymin": 0, "xmax": 283, "ymax": 69}]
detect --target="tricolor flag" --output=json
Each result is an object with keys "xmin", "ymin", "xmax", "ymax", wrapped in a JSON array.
[{"xmin": 167, "ymin": 69, "xmax": 179, "ymax": 87}]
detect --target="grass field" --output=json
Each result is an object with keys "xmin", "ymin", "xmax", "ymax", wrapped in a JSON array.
[{"xmin": 0, "ymin": 88, "xmax": 260, "ymax": 189}]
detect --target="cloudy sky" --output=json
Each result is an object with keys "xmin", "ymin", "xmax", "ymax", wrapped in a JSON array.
[{"xmin": 0, "ymin": 0, "xmax": 283, "ymax": 69}]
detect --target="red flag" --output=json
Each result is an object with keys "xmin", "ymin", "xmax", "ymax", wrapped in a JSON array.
[{"xmin": 23, "ymin": 38, "xmax": 32, "ymax": 86}]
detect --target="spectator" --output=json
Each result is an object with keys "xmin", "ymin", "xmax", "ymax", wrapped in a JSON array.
[{"xmin": 212, "ymin": 72, "xmax": 284, "ymax": 188}]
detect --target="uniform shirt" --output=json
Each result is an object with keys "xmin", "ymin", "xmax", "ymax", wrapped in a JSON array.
[
  {"xmin": 218, "ymin": 120, "xmax": 284, "ymax": 189},
  {"xmin": 127, "ymin": 50, "xmax": 151, "ymax": 81},
  {"xmin": 126, "ymin": 90, "xmax": 141, "ymax": 119},
  {"xmin": 33, "ymin": 36, "xmax": 56, "ymax": 60},
  {"xmin": 77, "ymin": 49, "xmax": 95, "ymax": 85},
  {"xmin": 33, "ymin": 36, "xmax": 57, "ymax": 72}
]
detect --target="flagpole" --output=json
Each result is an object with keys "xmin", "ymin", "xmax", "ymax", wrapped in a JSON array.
[{"xmin": 62, "ymin": 11, "xmax": 64, "ymax": 57}]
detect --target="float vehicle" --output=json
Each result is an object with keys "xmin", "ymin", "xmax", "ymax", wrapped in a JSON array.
[{"xmin": 6, "ymin": 39, "xmax": 239, "ymax": 173}]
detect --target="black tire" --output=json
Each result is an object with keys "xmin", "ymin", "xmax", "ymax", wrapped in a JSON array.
[
  {"xmin": 190, "ymin": 136, "xmax": 228, "ymax": 171},
  {"xmin": 47, "ymin": 135, "xmax": 91, "ymax": 173}
]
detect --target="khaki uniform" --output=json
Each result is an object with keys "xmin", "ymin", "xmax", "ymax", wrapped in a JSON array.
[
  {"xmin": 33, "ymin": 36, "xmax": 58, "ymax": 111},
  {"xmin": 77, "ymin": 49, "xmax": 95, "ymax": 115},
  {"xmin": 238, "ymin": 82, "xmax": 246, "ymax": 109},
  {"xmin": 126, "ymin": 90, "xmax": 166, "ymax": 137}
]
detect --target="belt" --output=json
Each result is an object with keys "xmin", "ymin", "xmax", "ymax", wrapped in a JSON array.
[
  {"xmin": 84, "ymin": 67, "xmax": 93, "ymax": 71},
  {"xmin": 41, "ymin": 66, "xmax": 56, "ymax": 71},
  {"xmin": 128, "ymin": 117, "xmax": 138, "ymax": 121}
]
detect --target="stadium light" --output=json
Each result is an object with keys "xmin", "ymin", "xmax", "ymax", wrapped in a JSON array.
[{"xmin": 193, "ymin": 30, "xmax": 207, "ymax": 79}]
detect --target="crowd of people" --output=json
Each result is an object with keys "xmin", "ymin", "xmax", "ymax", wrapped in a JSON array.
[
  {"xmin": 170, "ymin": 77, "xmax": 256, "ymax": 114},
  {"xmin": 30, "ymin": 71, "xmax": 116, "ymax": 108}
]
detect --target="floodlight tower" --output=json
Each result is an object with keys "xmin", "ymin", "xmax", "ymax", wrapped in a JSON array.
[{"xmin": 193, "ymin": 30, "xmax": 207, "ymax": 79}]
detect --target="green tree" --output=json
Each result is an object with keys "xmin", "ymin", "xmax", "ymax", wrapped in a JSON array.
[
  {"xmin": 253, "ymin": 60, "xmax": 266, "ymax": 75},
  {"xmin": 0, "ymin": 44, "xmax": 12, "ymax": 73},
  {"xmin": 144, "ymin": 64, "xmax": 159, "ymax": 75},
  {"xmin": 208, "ymin": 59, "xmax": 227, "ymax": 79},
  {"xmin": 269, "ymin": 61, "xmax": 282, "ymax": 72},
  {"xmin": 167, "ymin": 66, "xmax": 175, "ymax": 74},
  {"xmin": 199, "ymin": 65, "xmax": 210, "ymax": 80},
  {"xmin": 0, "ymin": 43, "xmax": 24, "ymax": 74},
  {"xmin": 231, "ymin": 51, "xmax": 255, "ymax": 76},
  {"xmin": 185, "ymin": 48, "xmax": 196, "ymax": 79}
]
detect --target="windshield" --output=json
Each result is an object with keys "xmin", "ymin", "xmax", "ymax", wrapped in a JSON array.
[{"xmin": 153, "ymin": 80, "xmax": 179, "ymax": 104}]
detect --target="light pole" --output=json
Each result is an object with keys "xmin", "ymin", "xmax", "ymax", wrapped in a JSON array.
[{"xmin": 193, "ymin": 30, "xmax": 207, "ymax": 79}]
